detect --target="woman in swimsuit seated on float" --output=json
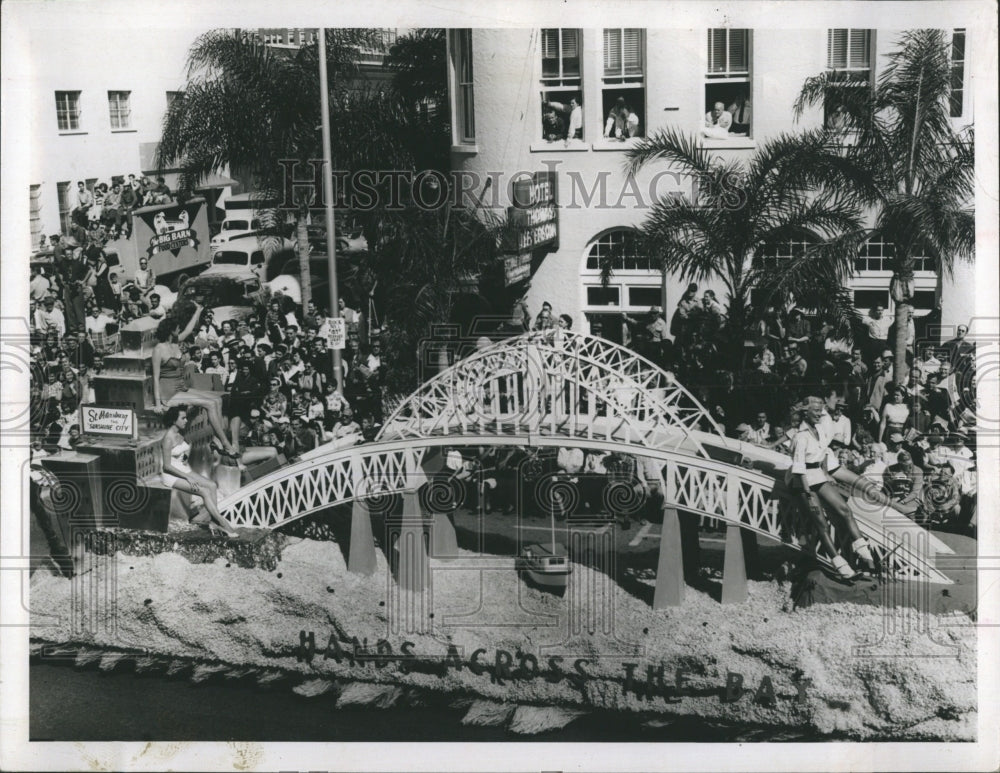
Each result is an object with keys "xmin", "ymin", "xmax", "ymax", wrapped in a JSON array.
[
  {"xmin": 151, "ymin": 302, "xmax": 242, "ymax": 459},
  {"xmin": 160, "ymin": 406, "xmax": 238, "ymax": 537}
]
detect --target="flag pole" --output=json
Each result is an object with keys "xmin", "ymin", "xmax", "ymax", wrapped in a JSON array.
[{"xmin": 318, "ymin": 28, "xmax": 343, "ymax": 393}]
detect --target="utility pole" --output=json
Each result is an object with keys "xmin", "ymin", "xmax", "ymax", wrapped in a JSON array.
[{"xmin": 318, "ymin": 28, "xmax": 343, "ymax": 392}]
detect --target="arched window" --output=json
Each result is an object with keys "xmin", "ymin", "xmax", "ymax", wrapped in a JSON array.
[
  {"xmin": 581, "ymin": 228, "xmax": 660, "ymax": 344},
  {"xmin": 584, "ymin": 228, "xmax": 652, "ymax": 271}
]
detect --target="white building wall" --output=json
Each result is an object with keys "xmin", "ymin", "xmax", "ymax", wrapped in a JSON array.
[
  {"xmin": 28, "ymin": 28, "xmax": 200, "ymax": 241},
  {"xmin": 453, "ymin": 27, "xmax": 975, "ymax": 341}
]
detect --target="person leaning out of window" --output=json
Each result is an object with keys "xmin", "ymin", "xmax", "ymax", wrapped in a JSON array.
[{"xmin": 603, "ymin": 97, "xmax": 640, "ymax": 140}]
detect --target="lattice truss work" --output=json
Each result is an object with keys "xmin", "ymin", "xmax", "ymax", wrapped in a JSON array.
[
  {"xmin": 219, "ymin": 437, "xmax": 949, "ymax": 584},
  {"xmin": 378, "ymin": 331, "xmax": 722, "ymax": 458},
  {"xmin": 218, "ymin": 332, "xmax": 949, "ymax": 584}
]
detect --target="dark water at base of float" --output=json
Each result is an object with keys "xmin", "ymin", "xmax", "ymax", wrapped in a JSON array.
[{"xmin": 30, "ymin": 662, "xmax": 825, "ymax": 742}]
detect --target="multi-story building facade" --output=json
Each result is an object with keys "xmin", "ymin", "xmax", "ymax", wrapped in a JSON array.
[
  {"xmin": 447, "ymin": 28, "xmax": 974, "ymax": 342},
  {"xmin": 27, "ymin": 28, "xmax": 238, "ymax": 250}
]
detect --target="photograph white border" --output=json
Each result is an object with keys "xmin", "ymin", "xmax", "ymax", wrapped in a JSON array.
[{"xmin": 2, "ymin": 1, "xmax": 997, "ymax": 771}]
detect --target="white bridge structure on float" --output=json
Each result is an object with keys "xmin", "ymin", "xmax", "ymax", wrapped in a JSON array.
[{"xmin": 218, "ymin": 331, "xmax": 951, "ymax": 589}]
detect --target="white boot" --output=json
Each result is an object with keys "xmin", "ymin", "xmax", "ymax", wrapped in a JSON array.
[
  {"xmin": 851, "ymin": 537, "xmax": 875, "ymax": 565},
  {"xmin": 832, "ymin": 554, "xmax": 856, "ymax": 579}
]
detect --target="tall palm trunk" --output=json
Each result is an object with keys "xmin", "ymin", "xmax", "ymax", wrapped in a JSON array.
[
  {"xmin": 891, "ymin": 257, "xmax": 914, "ymax": 386},
  {"xmin": 296, "ymin": 206, "xmax": 312, "ymax": 310}
]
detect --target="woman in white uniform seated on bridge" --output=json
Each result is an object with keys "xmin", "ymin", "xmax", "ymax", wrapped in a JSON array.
[
  {"xmin": 160, "ymin": 406, "xmax": 238, "ymax": 537},
  {"xmin": 788, "ymin": 397, "xmax": 875, "ymax": 579}
]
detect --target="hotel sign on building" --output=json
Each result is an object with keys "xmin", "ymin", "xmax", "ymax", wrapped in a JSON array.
[{"xmin": 502, "ymin": 171, "xmax": 559, "ymax": 283}]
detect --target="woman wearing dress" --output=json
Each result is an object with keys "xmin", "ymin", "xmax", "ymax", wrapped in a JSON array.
[
  {"xmin": 151, "ymin": 304, "xmax": 241, "ymax": 458},
  {"xmin": 160, "ymin": 406, "xmax": 238, "ymax": 537}
]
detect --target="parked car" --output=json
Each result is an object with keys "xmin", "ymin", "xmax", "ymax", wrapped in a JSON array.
[
  {"xmin": 302, "ymin": 219, "xmax": 368, "ymax": 256},
  {"xmin": 171, "ymin": 269, "xmax": 268, "ymax": 326},
  {"xmin": 209, "ymin": 216, "xmax": 293, "ymax": 253},
  {"xmin": 208, "ymin": 234, "xmax": 294, "ymax": 278}
]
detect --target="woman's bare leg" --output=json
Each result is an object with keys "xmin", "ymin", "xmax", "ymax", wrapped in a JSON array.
[
  {"xmin": 229, "ymin": 416, "xmax": 243, "ymax": 452},
  {"xmin": 800, "ymin": 491, "xmax": 840, "ymax": 558},
  {"xmin": 172, "ymin": 474, "xmax": 235, "ymax": 534},
  {"xmin": 816, "ymin": 482, "xmax": 863, "ymax": 542},
  {"xmin": 240, "ymin": 446, "xmax": 278, "ymax": 465}
]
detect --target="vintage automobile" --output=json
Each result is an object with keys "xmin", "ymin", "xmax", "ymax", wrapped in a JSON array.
[{"xmin": 165, "ymin": 269, "xmax": 268, "ymax": 327}]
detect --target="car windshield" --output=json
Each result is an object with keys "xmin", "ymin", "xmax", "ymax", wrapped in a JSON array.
[
  {"xmin": 213, "ymin": 251, "xmax": 249, "ymax": 266},
  {"xmin": 181, "ymin": 278, "xmax": 255, "ymax": 307},
  {"xmin": 223, "ymin": 220, "xmax": 250, "ymax": 231}
]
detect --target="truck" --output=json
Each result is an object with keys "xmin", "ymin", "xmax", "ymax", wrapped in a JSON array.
[{"xmin": 104, "ymin": 197, "xmax": 214, "ymax": 290}]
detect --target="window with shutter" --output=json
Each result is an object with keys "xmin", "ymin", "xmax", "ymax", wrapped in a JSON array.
[
  {"xmin": 540, "ymin": 29, "xmax": 584, "ymax": 143},
  {"xmin": 601, "ymin": 29, "xmax": 645, "ymax": 141},
  {"xmin": 703, "ymin": 29, "xmax": 752, "ymax": 140},
  {"xmin": 541, "ymin": 29, "xmax": 581, "ymax": 85},
  {"xmin": 450, "ymin": 29, "xmax": 476, "ymax": 144},
  {"xmin": 824, "ymin": 29, "xmax": 874, "ymax": 128}
]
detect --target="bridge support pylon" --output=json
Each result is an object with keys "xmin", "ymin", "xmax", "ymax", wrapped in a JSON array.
[
  {"xmin": 348, "ymin": 499, "xmax": 378, "ymax": 576},
  {"xmin": 396, "ymin": 491, "xmax": 429, "ymax": 592},
  {"xmin": 721, "ymin": 525, "xmax": 748, "ymax": 604},
  {"xmin": 431, "ymin": 511, "xmax": 459, "ymax": 557},
  {"xmin": 653, "ymin": 506, "xmax": 685, "ymax": 608}
]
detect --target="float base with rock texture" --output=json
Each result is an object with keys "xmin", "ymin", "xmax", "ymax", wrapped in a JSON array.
[{"xmin": 29, "ymin": 534, "xmax": 976, "ymax": 740}]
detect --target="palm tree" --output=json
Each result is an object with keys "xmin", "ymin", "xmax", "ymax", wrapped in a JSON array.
[
  {"xmin": 794, "ymin": 28, "xmax": 975, "ymax": 384},
  {"xmin": 624, "ymin": 127, "xmax": 876, "ymax": 364},
  {"xmin": 157, "ymin": 28, "xmax": 377, "ymax": 309},
  {"xmin": 159, "ymin": 28, "xmax": 506, "ymax": 398}
]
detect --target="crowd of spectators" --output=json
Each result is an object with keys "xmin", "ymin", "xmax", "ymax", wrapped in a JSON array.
[
  {"xmin": 490, "ymin": 284, "xmax": 978, "ymax": 536},
  {"xmin": 29, "ymin": 208, "xmax": 384, "ymax": 474},
  {"xmin": 645, "ymin": 285, "xmax": 978, "ymax": 533},
  {"xmin": 29, "ymin": 221, "xmax": 978, "ymax": 542}
]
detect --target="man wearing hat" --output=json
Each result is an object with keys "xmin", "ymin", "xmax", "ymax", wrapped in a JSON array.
[
  {"xmin": 733, "ymin": 422, "xmax": 752, "ymax": 443},
  {"xmin": 38, "ymin": 296, "xmax": 66, "ymax": 338},
  {"xmin": 881, "ymin": 349, "xmax": 895, "ymax": 381},
  {"xmin": 624, "ymin": 305, "xmax": 669, "ymax": 361}
]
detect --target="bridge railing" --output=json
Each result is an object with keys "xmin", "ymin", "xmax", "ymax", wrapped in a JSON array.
[{"xmin": 218, "ymin": 436, "xmax": 949, "ymax": 584}]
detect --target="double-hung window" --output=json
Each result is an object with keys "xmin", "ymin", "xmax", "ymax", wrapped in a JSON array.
[
  {"xmin": 450, "ymin": 29, "xmax": 476, "ymax": 145},
  {"xmin": 108, "ymin": 91, "xmax": 132, "ymax": 130},
  {"xmin": 55, "ymin": 91, "xmax": 81, "ymax": 131},
  {"xmin": 704, "ymin": 29, "xmax": 752, "ymax": 138},
  {"xmin": 825, "ymin": 29, "xmax": 874, "ymax": 128},
  {"xmin": 540, "ymin": 29, "xmax": 583, "ymax": 142},
  {"xmin": 601, "ymin": 29, "xmax": 645, "ymax": 140}
]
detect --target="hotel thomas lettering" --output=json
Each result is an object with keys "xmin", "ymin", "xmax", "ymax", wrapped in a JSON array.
[{"xmin": 503, "ymin": 172, "xmax": 559, "ymax": 283}]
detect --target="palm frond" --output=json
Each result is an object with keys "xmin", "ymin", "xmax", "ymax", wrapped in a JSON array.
[{"xmin": 624, "ymin": 126, "xmax": 714, "ymax": 179}]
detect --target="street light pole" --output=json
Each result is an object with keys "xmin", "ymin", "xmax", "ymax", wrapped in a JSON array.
[{"xmin": 318, "ymin": 28, "xmax": 343, "ymax": 393}]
